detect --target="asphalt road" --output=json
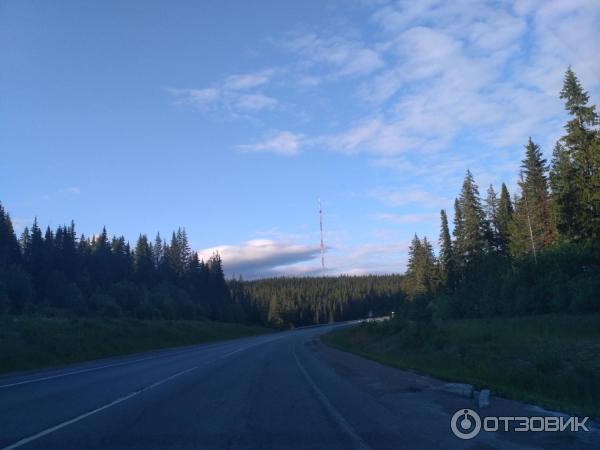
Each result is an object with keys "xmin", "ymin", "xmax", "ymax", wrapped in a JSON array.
[{"xmin": 0, "ymin": 323, "xmax": 598, "ymax": 450}]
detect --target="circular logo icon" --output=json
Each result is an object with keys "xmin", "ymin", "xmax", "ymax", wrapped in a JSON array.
[{"xmin": 451, "ymin": 409, "xmax": 481, "ymax": 440}]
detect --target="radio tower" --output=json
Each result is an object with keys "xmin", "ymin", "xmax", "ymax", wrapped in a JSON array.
[{"xmin": 319, "ymin": 199, "xmax": 325, "ymax": 276}]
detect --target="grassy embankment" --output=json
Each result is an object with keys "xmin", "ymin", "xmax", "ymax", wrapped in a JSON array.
[
  {"xmin": 322, "ymin": 314, "xmax": 600, "ymax": 417},
  {"xmin": 0, "ymin": 316, "xmax": 272, "ymax": 375}
]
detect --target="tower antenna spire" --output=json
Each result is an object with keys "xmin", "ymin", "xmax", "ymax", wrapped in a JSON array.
[{"xmin": 319, "ymin": 199, "xmax": 325, "ymax": 276}]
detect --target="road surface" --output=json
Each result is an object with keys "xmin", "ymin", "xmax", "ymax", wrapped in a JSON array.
[{"xmin": 0, "ymin": 323, "xmax": 597, "ymax": 449}]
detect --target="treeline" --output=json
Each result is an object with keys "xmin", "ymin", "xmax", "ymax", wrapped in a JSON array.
[
  {"xmin": 0, "ymin": 214, "xmax": 240, "ymax": 321},
  {"xmin": 0, "ymin": 207, "xmax": 405, "ymax": 326},
  {"xmin": 403, "ymin": 68, "xmax": 600, "ymax": 319},
  {"xmin": 229, "ymin": 275, "xmax": 405, "ymax": 328}
]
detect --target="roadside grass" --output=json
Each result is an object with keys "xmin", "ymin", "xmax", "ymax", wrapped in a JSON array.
[
  {"xmin": 322, "ymin": 314, "xmax": 600, "ymax": 418},
  {"xmin": 0, "ymin": 316, "xmax": 272, "ymax": 375}
]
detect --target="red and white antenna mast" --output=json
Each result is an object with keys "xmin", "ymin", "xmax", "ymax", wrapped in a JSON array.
[{"xmin": 319, "ymin": 199, "xmax": 325, "ymax": 276}]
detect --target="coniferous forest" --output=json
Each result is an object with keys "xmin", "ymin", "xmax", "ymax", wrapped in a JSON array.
[
  {"xmin": 1, "ymin": 68, "xmax": 598, "ymax": 328},
  {"xmin": 0, "ymin": 210, "xmax": 403, "ymax": 327},
  {"xmin": 402, "ymin": 68, "xmax": 600, "ymax": 320}
]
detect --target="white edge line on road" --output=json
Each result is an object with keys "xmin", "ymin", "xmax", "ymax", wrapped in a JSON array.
[
  {"xmin": 0, "ymin": 336, "xmax": 263, "ymax": 389},
  {"xmin": 292, "ymin": 347, "xmax": 371, "ymax": 450},
  {"xmin": 2, "ymin": 364, "xmax": 199, "ymax": 450},
  {"xmin": 2, "ymin": 332, "xmax": 290, "ymax": 449},
  {"xmin": 0, "ymin": 354, "xmax": 169, "ymax": 389}
]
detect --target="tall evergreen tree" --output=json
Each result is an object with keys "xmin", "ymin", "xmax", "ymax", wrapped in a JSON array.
[
  {"xmin": 550, "ymin": 142, "xmax": 578, "ymax": 238},
  {"xmin": 134, "ymin": 234, "xmax": 155, "ymax": 284},
  {"xmin": 153, "ymin": 232, "xmax": 164, "ymax": 270},
  {"xmin": 520, "ymin": 137, "xmax": 555, "ymax": 249},
  {"xmin": 496, "ymin": 183, "xmax": 513, "ymax": 255},
  {"xmin": 552, "ymin": 68, "xmax": 600, "ymax": 240},
  {"xmin": 453, "ymin": 170, "xmax": 488, "ymax": 267},
  {"xmin": 405, "ymin": 234, "xmax": 436, "ymax": 297},
  {"xmin": 166, "ymin": 228, "xmax": 191, "ymax": 279},
  {"xmin": 510, "ymin": 139, "xmax": 555, "ymax": 258},
  {"xmin": 0, "ymin": 203, "xmax": 21, "ymax": 267},
  {"xmin": 438, "ymin": 209, "xmax": 455, "ymax": 288},
  {"xmin": 484, "ymin": 185, "xmax": 500, "ymax": 251},
  {"xmin": 452, "ymin": 198, "xmax": 465, "ymax": 273},
  {"xmin": 20, "ymin": 227, "xmax": 31, "ymax": 260}
]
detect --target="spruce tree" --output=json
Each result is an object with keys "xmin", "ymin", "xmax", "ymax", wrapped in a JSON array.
[
  {"xmin": 452, "ymin": 198, "xmax": 465, "ymax": 274},
  {"xmin": 553, "ymin": 68, "xmax": 600, "ymax": 240},
  {"xmin": 153, "ymin": 232, "xmax": 164, "ymax": 270},
  {"xmin": 496, "ymin": 183, "xmax": 513, "ymax": 254},
  {"xmin": 134, "ymin": 234, "xmax": 155, "ymax": 284},
  {"xmin": 438, "ymin": 209, "xmax": 455, "ymax": 288},
  {"xmin": 484, "ymin": 185, "xmax": 499, "ymax": 251},
  {"xmin": 520, "ymin": 137, "xmax": 555, "ymax": 250},
  {"xmin": 454, "ymin": 170, "xmax": 488, "ymax": 266},
  {"xmin": 405, "ymin": 234, "xmax": 436, "ymax": 297},
  {"xmin": 20, "ymin": 227, "xmax": 31, "ymax": 261},
  {"xmin": 0, "ymin": 203, "xmax": 21, "ymax": 267}
]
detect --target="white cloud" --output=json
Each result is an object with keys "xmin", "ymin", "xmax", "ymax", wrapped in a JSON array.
[
  {"xmin": 302, "ymin": 0, "xmax": 599, "ymax": 197},
  {"xmin": 236, "ymin": 131, "xmax": 304, "ymax": 156},
  {"xmin": 282, "ymin": 32, "xmax": 384, "ymax": 78},
  {"xmin": 197, "ymin": 239, "xmax": 320, "ymax": 278},
  {"xmin": 168, "ymin": 69, "xmax": 278, "ymax": 115},
  {"xmin": 223, "ymin": 69, "xmax": 274, "ymax": 90},
  {"xmin": 234, "ymin": 93, "xmax": 278, "ymax": 111},
  {"xmin": 63, "ymin": 186, "xmax": 81, "ymax": 195}
]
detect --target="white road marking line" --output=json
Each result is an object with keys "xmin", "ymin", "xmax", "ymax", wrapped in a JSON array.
[
  {"xmin": 0, "ymin": 355, "xmax": 166, "ymax": 389},
  {"xmin": 0, "ymin": 326, "xmax": 323, "ymax": 389},
  {"xmin": 0, "ymin": 338, "xmax": 254, "ymax": 389},
  {"xmin": 2, "ymin": 332, "xmax": 291, "ymax": 449},
  {"xmin": 2, "ymin": 365, "xmax": 200, "ymax": 450},
  {"xmin": 293, "ymin": 347, "xmax": 371, "ymax": 450}
]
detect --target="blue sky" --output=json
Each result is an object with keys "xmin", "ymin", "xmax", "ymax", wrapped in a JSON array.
[{"xmin": 1, "ymin": 0, "xmax": 599, "ymax": 278}]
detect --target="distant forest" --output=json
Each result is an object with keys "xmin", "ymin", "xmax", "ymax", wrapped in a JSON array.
[
  {"xmin": 402, "ymin": 68, "xmax": 600, "ymax": 320},
  {"xmin": 1, "ymin": 68, "xmax": 598, "ymax": 327},
  {"xmin": 0, "ymin": 209, "xmax": 402, "ymax": 327},
  {"xmin": 230, "ymin": 276, "xmax": 404, "ymax": 328}
]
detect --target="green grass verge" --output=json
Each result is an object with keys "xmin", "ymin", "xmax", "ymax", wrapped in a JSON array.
[
  {"xmin": 0, "ymin": 315, "xmax": 272, "ymax": 375},
  {"xmin": 322, "ymin": 314, "xmax": 600, "ymax": 418}
]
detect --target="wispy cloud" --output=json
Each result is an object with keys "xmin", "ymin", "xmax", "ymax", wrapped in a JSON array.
[
  {"xmin": 236, "ymin": 131, "xmax": 304, "ymax": 156},
  {"xmin": 168, "ymin": 69, "xmax": 278, "ymax": 115},
  {"xmin": 282, "ymin": 32, "xmax": 383, "ymax": 79},
  {"xmin": 223, "ymin": 69, "xmax": 274, "ymax": 90},
  {"xmin": 62, "ymin": 186, "xmax": 81, "ymax": 195}
]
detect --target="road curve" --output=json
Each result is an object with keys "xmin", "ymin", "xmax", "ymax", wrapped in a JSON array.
[{"xmin": 0, "ymin": 323, "xmax": 597, "ymax": 450}]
